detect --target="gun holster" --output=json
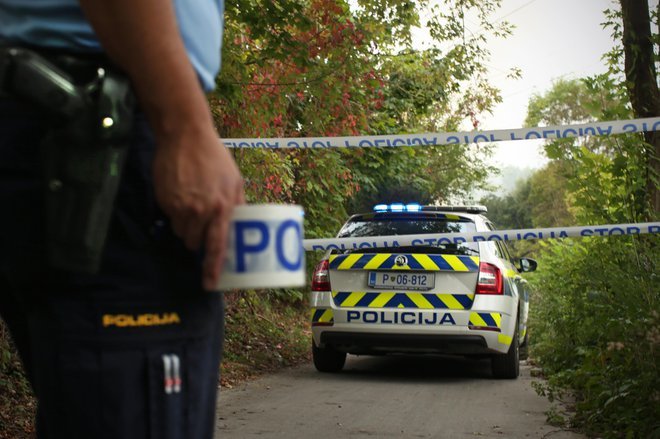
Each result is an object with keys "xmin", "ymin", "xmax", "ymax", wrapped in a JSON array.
[{"xmin": 0, "ymin": 47, "xmax": 136, "ymax": 273}]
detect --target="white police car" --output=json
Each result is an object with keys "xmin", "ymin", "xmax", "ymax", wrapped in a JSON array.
[{"xmin": 309, "ymin": 204, "xmax": 537, "ymax": 379}]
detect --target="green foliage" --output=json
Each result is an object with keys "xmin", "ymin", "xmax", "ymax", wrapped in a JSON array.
[
  {"xmin": 0, "ymin": 321, "xmax": 35, "ymax": 438},
  {"xmin": 480, "ymin": 175, "xmax": 541, "ymax": 260},
  {"xmin": 221, "ymin": 292, "xmax": 311, "ymax": 385},
  {"xmin": 525, "ymin": 78, "xmax": 615, "ymax": 127},
  {"xmin": 526, "ymin": 76, "xmax": 649, "ymax": 224},
  {"xmin": 526, "ymin": 161, "xmax": 575, "ymax": 228},
  {"xmin": 523, "ymin": 6, "xmax": 660, "ymax": 437},
  {"xmin": 481, "ymin": 179, "xmax": 533, "ymax": 230},
  {"xmin": 480, "ymin": 160, "xmax": 576, "ymax": 232},
  {"xmin": 529, "ymin": 237, "xmax": 660, "ymax": 438}
]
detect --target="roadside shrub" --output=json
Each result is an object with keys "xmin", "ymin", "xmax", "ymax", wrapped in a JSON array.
[
  {"xmin": 221, "ymin": 291, "xmax": 311, "ymax": 386},
  {"xmin": 0, "ymin": 320, "xmax": 35, "ymax": 438},
  {"xmin": 529, "ymin": 236, "xmax": 659, "ymax": 438}
]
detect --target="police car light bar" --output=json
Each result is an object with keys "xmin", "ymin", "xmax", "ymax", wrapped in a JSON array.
[
  {"xmin": 374, "ymin": 203, "xmax": 422, "ymax": 212},
  {"xmin": 373, "ymin": 204, "xmax": 483, "ymax": 213}
]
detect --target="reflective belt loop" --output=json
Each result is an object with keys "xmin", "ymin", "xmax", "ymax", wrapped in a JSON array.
[
  {"xmin": 162, "ymin": 354, "xmax": 173, "ymax": 394},
  {"xmin": 172, "ymin": 354, "xmax": 182, "ymax": 394}
]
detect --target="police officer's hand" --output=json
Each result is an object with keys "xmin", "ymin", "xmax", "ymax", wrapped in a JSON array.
[{"xmin": 153, "ymin": 127, "xmax": 245, "ymax": 291}]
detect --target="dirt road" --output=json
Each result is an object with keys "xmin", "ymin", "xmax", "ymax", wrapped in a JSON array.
[{"xmin": 215, "ymin": 355, "xmax": 584, "ymax": 438}]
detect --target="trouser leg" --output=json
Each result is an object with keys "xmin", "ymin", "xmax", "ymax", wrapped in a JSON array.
[
  {"xmin": 0, "ymin": 97, "xmax": 48, "ymax": 390},
  {"xmin": 32, "ymin": 294, "xmax": 224, "ymax": 439}
]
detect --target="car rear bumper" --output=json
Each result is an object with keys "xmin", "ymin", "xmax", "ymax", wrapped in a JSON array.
[{"xmin": 320, "ymin": 331, "xmax": 493, "ymax": 355}]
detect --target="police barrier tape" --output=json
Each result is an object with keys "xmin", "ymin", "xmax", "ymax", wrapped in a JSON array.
[
  {"xmin": 217, "ymin": 204, "xmax": 306, "ymax": 290},
  {"xmin": 302, "ymin": 222, "xmax": 660, "ymax": 252},
  {"xmin": 224, "ymin": 117, "xmax": 660, "ymax": 149}
]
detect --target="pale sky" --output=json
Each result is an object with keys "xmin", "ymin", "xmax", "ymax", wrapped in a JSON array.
[{"xmin": 479, "ymin": 0, "xmax": 620, "ymax": 169}]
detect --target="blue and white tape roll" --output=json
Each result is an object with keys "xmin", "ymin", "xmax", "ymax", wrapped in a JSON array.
[{"xmin": 217, "ymin": 204, "xmax": 305, "ymax": 290}]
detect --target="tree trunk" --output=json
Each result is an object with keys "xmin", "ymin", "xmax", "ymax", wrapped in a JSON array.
[{"xmin": 620, "ymin": 0, "xmax": 660, "ymax": 216}]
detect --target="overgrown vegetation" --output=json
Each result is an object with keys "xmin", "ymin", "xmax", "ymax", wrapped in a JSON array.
[
  {"xmin": 481, "ymin": 4, "xmax": 659, "ymax": 437},
  {"xmin": 221, "ymin": 292, "xmax": 311, "ymax": 387},
  {"xmin": 529, "ymin": 238, "xmax": 659, "ymax": 438},
  {"xmin": 0, "ymin": 323, "xmax": 35, "ymax": 438}
]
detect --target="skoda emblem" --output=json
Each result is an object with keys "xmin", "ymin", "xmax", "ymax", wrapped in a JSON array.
[{"xmin": 394, "ymin": 255, "xmax": 408, "ymax": 267}]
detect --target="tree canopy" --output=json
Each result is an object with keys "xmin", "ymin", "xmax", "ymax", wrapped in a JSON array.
[{"xmin": 212, "ymin": 0, "xmax": 510, "ymax": 238}]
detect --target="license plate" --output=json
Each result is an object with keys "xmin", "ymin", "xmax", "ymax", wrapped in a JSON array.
[{"xmin": 368, "ymin": 272, "xmax": 435, "ymax": 290}]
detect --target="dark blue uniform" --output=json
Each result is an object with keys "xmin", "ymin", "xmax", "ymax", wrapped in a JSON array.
[{"xmin": 0, "ymin": 78, "xmax": 224, "ymax": 439}]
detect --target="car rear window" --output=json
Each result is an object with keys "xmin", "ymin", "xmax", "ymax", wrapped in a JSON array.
[{"xmin": 336, "ymin": 214, "xmax": 479, "ymax": 255}]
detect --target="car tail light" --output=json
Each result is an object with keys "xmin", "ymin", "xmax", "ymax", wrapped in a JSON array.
[
  {"xmin": 475, "ymin": 262, "xmax": 503, "ymax": 295},
  {"xmin": 312, "ymin": 259, "xmax": 330, "ymax": 291}
]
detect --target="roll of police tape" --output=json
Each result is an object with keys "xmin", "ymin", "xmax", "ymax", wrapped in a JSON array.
[
  {"xmin": 216, "ymin": 204, "xmax": 305, "ymax": 290},
  {"xmin": 223, "ymin": 117, "xmax": 660, "ymax": 149},
  {"xmin": 302, "ymin": 222, "xmax": 660, "ymax": 252}
]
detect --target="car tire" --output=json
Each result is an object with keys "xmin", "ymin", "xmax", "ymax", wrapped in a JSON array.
[
  {"xmin": 312, "ymin": 341, "xmax": 346, "ymax": 373},
  {"xmin": 491, "ymin": 321, "xmax": 520, "ymax": 379},
  {"xmin": 519, "ymin": 330, "xmax": 529, "ymax": 361}
]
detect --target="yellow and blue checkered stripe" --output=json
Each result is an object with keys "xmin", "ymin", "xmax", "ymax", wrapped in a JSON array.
[
  {"xmin": 328, "ymin": 254, "xmax": 479, "ymax": 272},
  {"xmin": 468, "ymin": 312, "xmax": 501, "ymax": 329},
  {"xmin": 468, "ymin": 312, "xmax": 514, "ymax": 346},
  {"xmin": 332, "ymin": 292, "xmax": 474, "ymax": 310},
  {"xmin": 310, "ymin": 308, "xmax": 334, "ymax": 325}
]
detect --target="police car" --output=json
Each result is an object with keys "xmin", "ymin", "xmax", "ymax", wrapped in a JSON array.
[{"xmin": 309, "ymin": 204, "xmax": 537, "ymax": 379}]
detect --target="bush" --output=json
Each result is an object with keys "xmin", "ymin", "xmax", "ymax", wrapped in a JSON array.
[
  {"xmin": 220, "ymin": 290, "xmax": 311, "ymax": 387},
  {"xmin": 0, "ymin": 320, "xmax": 35, "ymax": 438},
  {"xmin": 529, "ymin": 236, "xmax": 660, "ymax": 438}
]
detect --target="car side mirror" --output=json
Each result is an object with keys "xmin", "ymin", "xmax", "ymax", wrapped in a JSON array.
[{"xmin": 518, "ymin": 257, "xmax": 538, "ymax": 273}]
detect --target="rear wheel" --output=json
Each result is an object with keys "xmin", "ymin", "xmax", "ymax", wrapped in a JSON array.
[
  {"xmin": 312, "ymin": 341, "xmax": 346, "ymax": 373},
  {"xmin": 519, "ymin": 330, "xmax": 529, "ymax": 361},
  {"xmin": 491, "ymin": 323, "xmax": 520, "ymax": 379}
]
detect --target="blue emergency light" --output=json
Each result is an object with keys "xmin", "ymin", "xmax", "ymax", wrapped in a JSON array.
[{"xmin": 373, "ymin": 203, "xmax": 422, "ymax": 212}]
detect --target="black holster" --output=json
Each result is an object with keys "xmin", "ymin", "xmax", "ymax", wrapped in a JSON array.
[{"xmin": 0, "ymin": 47, "xmax": 135, "ymax": 273}]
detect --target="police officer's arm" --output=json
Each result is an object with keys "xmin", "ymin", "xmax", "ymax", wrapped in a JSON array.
[{"xmin": 78, "ymin": 0, "xmax": 245, "ymax": 290}]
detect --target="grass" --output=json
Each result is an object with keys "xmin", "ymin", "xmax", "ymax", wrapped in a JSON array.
[
  {"xmin": 0, "ymin": 323, "xmax": 36, "ymax": 439},
  {"xmin": 221, "ymin": 290, "xmax": 311, "ymax": 387}
]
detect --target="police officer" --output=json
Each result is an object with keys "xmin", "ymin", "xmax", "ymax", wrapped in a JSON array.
[{"xmin": 0, "ymin": 0, "xmax": 244, "ymax": 438}]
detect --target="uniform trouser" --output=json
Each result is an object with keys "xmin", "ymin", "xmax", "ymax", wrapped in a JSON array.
[{"xmin": 0, "ymin": 96, "xmax": 224, "ymax": 439}]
